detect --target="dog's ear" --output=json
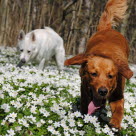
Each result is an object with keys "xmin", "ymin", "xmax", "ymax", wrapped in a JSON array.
[
  {"xmin": 116, "ymin": 60, "xmax": 133, "ymax": 79},
  {"xmin": 31, "ymin": 32, "xmax": 36, "ymax": 42},
  {"xmin": 65, "ymin": 54, "xmax": 87, "ymax": 66},
  {"xmin": 18, "ymin": 30, "xmax": 25, "ymax": 40}
]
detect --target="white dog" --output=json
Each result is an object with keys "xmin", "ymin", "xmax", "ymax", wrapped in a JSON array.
[{"xmin": 17, "ymin": 27, "xmax": 65, "ymax": 70}]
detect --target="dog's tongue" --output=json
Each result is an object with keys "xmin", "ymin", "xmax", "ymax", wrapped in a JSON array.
[{"xmin": 88, "ymin": 101, "xmax": 100, "ymax": 115}]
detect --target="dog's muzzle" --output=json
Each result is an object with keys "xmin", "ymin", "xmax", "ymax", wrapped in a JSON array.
[
  {"xmin": 98, "ymin": 87, "xmax": 108, "ymax": 96},
  {"xmin": 17, "ymin": 59, "xmax": 26, "ymax": 68}
]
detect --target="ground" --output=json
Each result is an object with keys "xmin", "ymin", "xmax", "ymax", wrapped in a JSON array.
[{"xmin": 0, "ymin": 46, "xmax": 136, "ymax": 136}]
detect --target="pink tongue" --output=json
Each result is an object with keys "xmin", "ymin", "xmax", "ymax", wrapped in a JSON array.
[{"xmin": 88, "ymin": 101, "xmax": 100, "ymax": 115}]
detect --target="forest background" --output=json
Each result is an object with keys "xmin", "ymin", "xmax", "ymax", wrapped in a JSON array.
[{"xmin": 0, "ymin": 0, "xmax": 135, "ymax": 63}]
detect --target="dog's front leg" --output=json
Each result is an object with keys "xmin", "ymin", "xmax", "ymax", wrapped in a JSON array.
[
  {"xmin": 109, "ymin": 98, "xmax": 124, "ymax": 129},
  {"xmin": 38, "ymin": 59, "xmax": 46, "ymax": 70}
]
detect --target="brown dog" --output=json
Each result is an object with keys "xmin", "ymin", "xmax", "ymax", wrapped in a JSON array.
[{"xmin": 65, "ymin": 0, "xmax": 133, "ymax": 129}]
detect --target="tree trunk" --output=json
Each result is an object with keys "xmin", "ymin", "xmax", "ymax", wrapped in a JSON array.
[{"xmin": 0, "ymin": 0, "xmax": 135, "ymax": 63}]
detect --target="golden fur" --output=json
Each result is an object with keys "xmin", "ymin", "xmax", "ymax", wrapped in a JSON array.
[{"xmin": 65, "ymin": 0, "xmax": 133, "ymax": 129}]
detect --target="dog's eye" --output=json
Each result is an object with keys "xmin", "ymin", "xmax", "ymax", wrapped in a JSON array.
[
  {"xmin": 20, "ymin": 49, "xmax": 23, "ymax": 52},
  {"xmin": 91, "ymin": 72, "xmax": 97, "ymax": 77},
  {"xmin": 108, "ymin": 74, "xmax": 113, "ymax": 79},
  {"xmin": 27, "ymin": 50, "xmax": 31, "ymax": 53}
]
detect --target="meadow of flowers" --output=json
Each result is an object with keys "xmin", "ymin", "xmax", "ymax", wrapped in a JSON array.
[{"xmin": 0, "ymin": 47, "xmax": 136, "ymax": 136}]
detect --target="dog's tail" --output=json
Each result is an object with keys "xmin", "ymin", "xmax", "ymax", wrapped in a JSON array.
[{"xmin": 97, "ymin": 0, "xmax": 127, "ymax": 31}]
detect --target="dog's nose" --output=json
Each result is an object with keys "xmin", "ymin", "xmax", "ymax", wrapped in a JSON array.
[
  {"xmin": 98, "ymin": 87, "xmax": 108, "ymax": 96},
  {"xmin": 21, "ymin": 59, "xmax": 26, "ymax": 63}
]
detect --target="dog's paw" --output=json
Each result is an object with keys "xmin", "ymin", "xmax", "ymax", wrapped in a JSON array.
[{"xmin": 109, "ymin": 118, "xmax": 121, "ymax": 130}]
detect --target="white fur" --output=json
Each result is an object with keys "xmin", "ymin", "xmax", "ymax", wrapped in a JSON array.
[{"xmin": 17, "ymin": 27, "xmax": 65, "ymax": 70}]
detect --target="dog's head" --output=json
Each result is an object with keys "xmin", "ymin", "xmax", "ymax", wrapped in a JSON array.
[
  {"xmin": 65, "ymin": 54, "xmax": 133, "ymax": 99},
  {"xmin": 17, "ymin": 30, "xmax": 36, "ymax": 67},
  {"xmin": 86, "ymin": 56, "xmax": 118, "ymax": 99}
]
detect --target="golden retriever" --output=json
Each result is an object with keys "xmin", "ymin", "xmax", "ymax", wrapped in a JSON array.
[{"xmin": 65, "ymin": 0, "xmax": 133, "ymax": 129}]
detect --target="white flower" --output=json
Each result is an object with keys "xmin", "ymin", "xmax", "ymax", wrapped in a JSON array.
[
  {"xmin": 15, "ymin": 126, "xmax": 22, "ymax": 132},
  {"xmin": 47, "ymin": 126, "xmax": 54, "ymax": 132},
  {"xmin": 77, "ymin": 121, "xmax": 83, "ymax": 127},
  {"xmin": 69, "ymin": 128, "xmax": 77, "ymax": 134},
  {"xmin": 40, "ymin": 119, "xmax": 45, "ymax": 124},
  {"xmin": 133, "ymin": 123, "xmax": 136, "ymax": 128},
  {"xmin": 102, "ymin": 125, "xmax": 110, "ymax": 134},
  {"xmin": 93, "ymin": 122, "xmax": 100, "ymax": 128},
  {"xmin": 0, "ymin": 90, "xmax": 4, "ymax": 99},
  {"xmin": 84, "ymin": 114, "xmax": 91, "ymax": 123},
  {"xmin": 64, "ymin": 131, "xmax": 70, "ymax": 136},
  {"xmin": 128, "ymin": 118, "xmax": 134, "ymax": 125},
  {"xmin": 9, "ymin": 112, "xmax": 17, "ymax": 118},
  {"xmin": 68, "ymin": 118, "xmax": 75, "ymax": 127},
  {"xmin": 1, "ymin": 120, "xmax": 6, "ymax": 125},
  {"xmin": 43, "ymin": 111, "xmax": 50, "ymax": 117},
  {"xmin": 11, "ymin": 101, "xmax": 23, "ymax": 109},
  {"xmin": 63, "ymin": 125, "xmax": 69, "ymax": 131},
  {"xmin": 26, "ymin": 115, "xmax": 36, "ymax": 123},
  {"xmin": 121, "ymin": 122, "xmax": 128, "ymax": 129},
  {"xmin": 1, "ymin": 103, "xmax": 10, "ymax": 112},
  {"xmin": 52, "ymin": 130, "xmax": 60, "ymax": 135},
  {"xmin": 7, "ymin": 128, "xmax": 15, "ymax": 136},
  {"xmin": 39, "ymin": 108, "xmax": 46, "ymax": 114},
  {"xmin": 48, "ymin": 120, "xmax": 53, "ymax": 124},
  {"xmin": 18, "ymin": 118, "xmax": 29, "ymax": 127},
  {"xmin": 39, "ymin": 108, "xmax": 50, "ymax": 117},
  {"xmin": 10, "ymin": 100, "xmax": 16, "ymax": 105},
  {"xmin": 51, "ymin": 103, "xmax": 62, "ymax": 113},
  {"xmin": 95, "ymin": 128, "xmax": 101, "ymax": 134},
  {"xmin": 30, "ymin": 105, "xmax": 37, "ymax": 114},
  {"xmin": 74, "ymin": 111, "xmax": 82, "ymax": 118},
  {"xmin": 8, "ymin": 118, "xmax": 16, "ymax": 123},
  {"xmin": 18, "ymin": 119, "xmax": 23, "ymax": 124},
  {"xmin": 78, "ymin": 130, "xmax": 85, "ymax": 136},
  {"xmin": 107, "ymin": 111, "xmax": 112, "ymax": 117},
  {"xmin": 26, "ymin": 102, "xmax": 31, "ymax": 108},
  {"xmin": 61, "ymin": 119, "xmax": 66, "ymax": 127},
  {"xmin": 111, "ymin": 127, "xmax": 118, "ymax": 132},
  {"xmin": 107, "ymin": 130, "xmax": 114, "ymax": 136},
  {"xmin": 60, "ymin": 110, "xmax": 66, "ymax": 116},
  {"xmin": 8, "ymin": 91, "xmax": 18, "ymax": 98},
  {"xmin": 23, "ymin": 122, "xmax": 29, "ymax": 127},
  {"xmin": 36, "ymin": 122, "xmax": 42, "ymax": 127},
  {"xmin": 54, "ymin": 122, "xmax": 60, "ymax": 128}
]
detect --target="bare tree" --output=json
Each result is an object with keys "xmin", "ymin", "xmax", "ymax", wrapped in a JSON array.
[{"xmin": 0, "ymin": 0, "xmax": 135, "ymax": 62}]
